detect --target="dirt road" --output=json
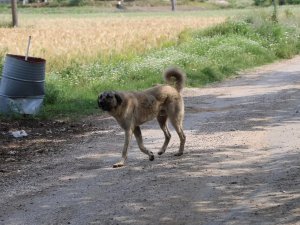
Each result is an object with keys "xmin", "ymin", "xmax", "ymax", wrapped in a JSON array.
[{"xmin": 1, "ymin": 56, "xmax": 300, "ymax": 225}]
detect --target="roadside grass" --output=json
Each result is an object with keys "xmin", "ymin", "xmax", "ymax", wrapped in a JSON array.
[{"xmin": 1, "ymin": 6, "xmax": 300, "ymax": 119}]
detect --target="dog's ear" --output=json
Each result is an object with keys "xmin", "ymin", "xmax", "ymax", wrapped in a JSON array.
[{"xmin": 114, "ymin": 92, "xmax": 123, "ymax": 105}]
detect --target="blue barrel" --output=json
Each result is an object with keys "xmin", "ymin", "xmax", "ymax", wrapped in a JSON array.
[
  {"xmin": 0, "ymin": 54, "xmax": 46, "ymax": 98},
  {"xmin": 0, "ymin": 54, "xmax": 46, "ymax": 114}
]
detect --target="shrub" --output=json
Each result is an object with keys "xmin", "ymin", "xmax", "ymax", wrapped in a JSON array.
[
  {"xmin": 254, "ymin": 0, "xmax": 270, "ymax": 6},
  {"xmin": 254, "ymin": 0, "xmax": 300, "ymax": 5},
  {"xmin": 287, "ymin": 0, "xmax": 300, "ymax": 4},
  {"xmin": 44, "ymin": 83, "xmax": 60, "ymax": 105}
]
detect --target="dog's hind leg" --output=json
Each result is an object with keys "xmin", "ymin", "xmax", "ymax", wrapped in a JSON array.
[
  {"xmin": 157, "ymin": 115, "xmax": 171, "ymax": 155},
  {"xmin": 113, "ymin": 129, "xmax": 132, "ymax": 168},
  {"xmin": 133, "ymin": 126, "xmax": 154, "ymax": 161},
  {"xmin": 170, "ymin": 117, "xmax": 186, "ymax": 156}
]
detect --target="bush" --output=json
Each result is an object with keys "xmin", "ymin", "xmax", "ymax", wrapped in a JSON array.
[
  {"xmin": 287, "ymin": 0, "xmax": 300, "ymax": 3},
  {"xmin": 44, "ymin": 82, "xmax": 60, "ymax": 105},
  {"xmin": 254, "ymin": 0, "xmax": 300, "ymax": 5},
  {"xmin": 68, "ymin": 0, "xmax": 84, "ymax": 6},
  {"xmin": 254, "ymin": 0, "xmax": 270, "ymax": 6}
]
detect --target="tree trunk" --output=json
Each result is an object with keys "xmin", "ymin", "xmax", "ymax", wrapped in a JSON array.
[
  {"xmin": 171, "ymin": 0, "xmax": 176, "ymax": 11},
  {"xmin": 11, "ymin": 0, "xmax": 18, "ymax": 27},
  {"xmin": 271, "ymin": 0, "xmax": 278, "ymax": 23}
]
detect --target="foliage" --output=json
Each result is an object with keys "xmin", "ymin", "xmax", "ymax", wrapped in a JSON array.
[
  {"xmin": 254, "ymin": 0, "xmax": 268, "ymax": 5},
  {"xmin": 287, "ymin": 0, "xmax": 300, "ymax": 3},
  {"xmin": 227, "ymin": 0, "xmax": 253, "ymax": 8},
  {"xmin": 0, "ymin": 20, "xmax": 12, "ymax": 28},
  {"xmin": 0, "ymin": 49, "xmax": 6, "ymax": 76},
  {"xmin": 254, "ymin": 0, "xmax": 300, "ymax": 5},
  {"xmin": 44, "ymin": 83, "xmax": 60, "ymax": 105}
]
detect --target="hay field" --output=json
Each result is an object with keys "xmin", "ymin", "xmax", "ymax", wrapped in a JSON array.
[{"xmin": 0, "ymin": 15, "xmax": 225, "ymax": 71}]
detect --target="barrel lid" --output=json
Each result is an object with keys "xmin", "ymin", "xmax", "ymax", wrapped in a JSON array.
[
  {"xmin": 0, "ymin": 93, "xmax": 45, "ymax": 99},
  {"xmin": 6, "ymin": 54, "xmax": 46, "ymax": 64}
]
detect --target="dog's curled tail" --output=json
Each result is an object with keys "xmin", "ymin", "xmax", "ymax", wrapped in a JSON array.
[{"xmin": 164, "ymin": 67, "xmax": 186, "ymax": 92}]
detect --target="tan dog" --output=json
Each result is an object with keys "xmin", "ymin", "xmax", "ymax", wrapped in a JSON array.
[{"xmin": 98, "ymin": 68, "xmax": 186, "ymax": 168}]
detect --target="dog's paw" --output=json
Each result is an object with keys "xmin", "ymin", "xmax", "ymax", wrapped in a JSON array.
[
  {"xmin": 113, "ymin": 162, "xmax": 124, "ymax": 168},
  {"xmin": 149, "ymin": 152, "xmax": 155, "ymax": 161},
  {"xmin": 174, "ymin": 152, "xmax": 183, "ymax": 157},
  {"xmin": 157, "ymin": 150, "xmax": 165, "ymax": 155}
]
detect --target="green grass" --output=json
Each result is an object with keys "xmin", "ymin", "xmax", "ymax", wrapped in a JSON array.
[{"xmin": 1, "ymin": 6, "xmax": 300, "ymax": 119}]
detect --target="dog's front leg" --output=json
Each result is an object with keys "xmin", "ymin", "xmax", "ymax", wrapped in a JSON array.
[
  {"xmin": 113, "ymin": 129, "xmax": 133, "ymax": 168},
  {"xmin": 133, "ymin": 126, "xmax": 154, "ymax": 161}
]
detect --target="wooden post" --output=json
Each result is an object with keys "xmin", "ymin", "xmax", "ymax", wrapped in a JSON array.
[
  {"xmin": 25, "ymin": 36, "xmax": 31, "ymax": 61},
  {"xmin": 11, "ymin": 0, "xmax": 18, "ymax": 27}
]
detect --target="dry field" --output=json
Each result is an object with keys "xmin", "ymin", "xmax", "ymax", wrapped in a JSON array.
[{"xmin": 0, "ymin": 15, "xmax": 225, "ymax": 71}]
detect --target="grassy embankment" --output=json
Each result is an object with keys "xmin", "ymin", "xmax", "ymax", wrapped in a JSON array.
[{"xmin": 0, "ymin": 6, "xmax": 300, "ymax": 118}]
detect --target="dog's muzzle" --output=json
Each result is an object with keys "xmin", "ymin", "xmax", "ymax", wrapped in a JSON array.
[
  {"xmin": 98, "ymin": 99, "xmax": 111, "ymax": 111},
  {"xmin": 98, "ymin": 97, "xmax": 103, "ymax": 108}
]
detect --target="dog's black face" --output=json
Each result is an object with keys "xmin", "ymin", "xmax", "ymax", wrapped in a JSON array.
[{"xmin": 98, "ymin": 91, "xmax": 122, "ymax": 112}]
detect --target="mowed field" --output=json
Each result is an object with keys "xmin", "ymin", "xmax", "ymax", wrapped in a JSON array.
[{"xmin": 0, "ymin": 10, "xmax": 226, "ymax": 71}]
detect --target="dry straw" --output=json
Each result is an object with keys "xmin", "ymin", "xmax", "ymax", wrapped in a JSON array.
[{"xmin": 0, "ymin": 16, "xmax": 225, "ymax": 71}]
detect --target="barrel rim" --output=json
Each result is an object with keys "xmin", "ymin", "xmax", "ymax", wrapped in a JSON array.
[
  {"xmin": 0, "ymin": 93, "xmax": 45, "ymax": 99},
  {"xmin": 6, "ymin": 54, "xmax": 46, "ymax": 64}
]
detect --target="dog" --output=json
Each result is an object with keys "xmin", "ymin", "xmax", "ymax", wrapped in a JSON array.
[{"xmin": 98, "ymin": 68, "xmax": 186, "ymax": 168}]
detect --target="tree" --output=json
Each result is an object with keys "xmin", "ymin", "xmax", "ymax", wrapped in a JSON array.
[
  {"xmin": 11, "ymin": 0, "xmax": 18, "ymax": 27},
  {"xmin": 171, "ymin": 0, "xmax": 176, "ymax": 11}
]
